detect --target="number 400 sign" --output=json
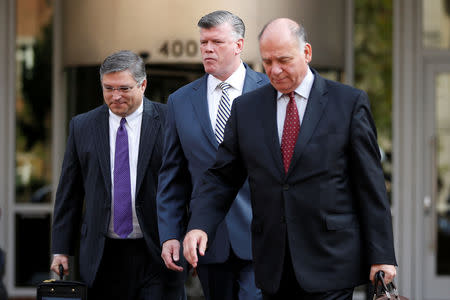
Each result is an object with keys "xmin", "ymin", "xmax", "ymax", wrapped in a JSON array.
[{"xmin": 159, "ymin": 40, "xmax": 198, "ymax": 58}]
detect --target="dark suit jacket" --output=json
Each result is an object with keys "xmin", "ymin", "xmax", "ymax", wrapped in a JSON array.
[
  {"xmin": 157, "ymin": 64, "xmax": 269, "ymax": 263},
  {"xmin": 51, "ymin": 97, "xmax": 173, "ymax": 286},
  {"xmin": 187, "ymin": 69, "xmax": 397, "ymax": 293}
]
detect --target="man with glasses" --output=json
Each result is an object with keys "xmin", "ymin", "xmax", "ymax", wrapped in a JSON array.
[
  {"xmin": 157, "ymin": 10, "xmax": 268, "ymax": 300},
  {"xmin": 50, "ymin": 50, "xmax": 185, "ymax": 300}
]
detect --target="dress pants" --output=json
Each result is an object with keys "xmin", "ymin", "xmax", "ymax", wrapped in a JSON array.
[
  {"xmin": 196, "ymin": 248, "xmax": 262, "ymax": 300},
  {"xmin": 262, "ymin": 241, "xmax": 354, "ymax": 300},
  {"xmin": 89, "ymin": 238, "xmax": 185, "ymax": 300}
]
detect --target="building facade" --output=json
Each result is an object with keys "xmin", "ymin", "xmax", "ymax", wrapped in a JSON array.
[{"xmin": 0, "ymin": 0, "xmax": 449, "ymax": 299}]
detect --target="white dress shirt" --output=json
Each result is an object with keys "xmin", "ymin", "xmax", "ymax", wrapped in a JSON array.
[
  {"xmin": 207, "ymin": 62, "xmax": 246, "ymax": 130},
  {"xmin": 277, "ymin": 67, "xmax": 315, "ymax": 144},
  {"xmin": 107, "ymin": 100, "xmax": 143, "ymax": 238}
]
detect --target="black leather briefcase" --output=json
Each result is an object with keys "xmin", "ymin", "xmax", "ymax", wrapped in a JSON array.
[{"xmin": 36, "ymin": 265, "xmax": 87, "ymax": 300}]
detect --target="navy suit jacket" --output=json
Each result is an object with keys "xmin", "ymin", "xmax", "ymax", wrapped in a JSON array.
[
  {"xmin": 187, "ymin": 69, "xmax": 397, "ymax": 292},
  {"xmin": 157, "ymin": 64, "xmax": 269, "ymax": 263},
  {"xmin": 51, "ymin": 98, "xmax": 179, "ymax": 286}
]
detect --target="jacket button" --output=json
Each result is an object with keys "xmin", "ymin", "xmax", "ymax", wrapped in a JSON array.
[{"xmin": 283, "ymin": 184, "xmax": 289, "ymax": 190}]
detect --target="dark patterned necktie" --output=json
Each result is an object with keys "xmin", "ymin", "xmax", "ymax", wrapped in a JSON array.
[
  {"xmin": 215, "ymin": 82, "xmax": 232, "ymax": 144},
  {"xmin": 113, "ymin": 118, "xmax": 133, "ymax": 238},
  {"xmin": 281, "ymin": 92, "xmax": 300, "ymax": 173}
]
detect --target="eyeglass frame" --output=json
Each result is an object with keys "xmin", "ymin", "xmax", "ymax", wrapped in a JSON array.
[{"xmin": 101, "ymin": 80, "xmax": 143, "ymax": 94}]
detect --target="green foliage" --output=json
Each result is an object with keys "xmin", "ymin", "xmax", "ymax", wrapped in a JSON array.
[
  {"xmin": 15, "ymin": 20, "xmax": 53, "ymax": 202},
  {"xmin": 20, "ymin": 22, "xmax": 53, "ymax": 151},
  {"xmin": 354, "ymin": 0, "xmax": 393, "ymax": 145}
]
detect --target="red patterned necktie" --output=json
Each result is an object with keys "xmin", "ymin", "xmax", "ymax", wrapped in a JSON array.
[{"xmin": 281, "ymin": 92, "xmax": 300, "ymax": 173}]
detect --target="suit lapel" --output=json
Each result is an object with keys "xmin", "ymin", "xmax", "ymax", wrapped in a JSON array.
[
  {"xmin": 242, "ymin": 63, "xmax": 266, "ymax": 93},
  {"xmin": 261, "ymin": 86, "xmax": 285, "ymax": 177},
  {"xmin": 287, "ymin": 71, "xmax": 329, "ymax": 176},
  {"xmin": 136, "ymin": 98, "xmax": 159, "ymax": 197},
  {"xmin": 190, "ymin": 75, "xmax": 218, "ymax": 148},
  {"xmin": 94, "ymin": 104, "xmax": 112, "ymax": 202},
  {"xmin": 191, "ymin": 66, "xmax": 269, "ymax": 149}
]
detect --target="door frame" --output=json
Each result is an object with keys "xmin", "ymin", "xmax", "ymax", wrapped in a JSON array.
[
  {"xmin": 0, "ymin": 0, "xmax": 65, "ymax": 296},
  {"xmin": 423, "ymin": 62, "xmax": 450, "ymax": 299},
  {"xmin": 393, "ymin": 1, "xmax": 450, "ymax": 298}
]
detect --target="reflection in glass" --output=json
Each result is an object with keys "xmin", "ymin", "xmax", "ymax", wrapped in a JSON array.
[
  {"xmin": 15, "ymin": 0, "xmax": 53, "ymax": 203},
  {"xmin": 436, "ymin": 72, "xmax": 450, "ymax": 275},
  {"xmin": 423, "ymin": 0, "xmax": 450, "ymax": 49}
]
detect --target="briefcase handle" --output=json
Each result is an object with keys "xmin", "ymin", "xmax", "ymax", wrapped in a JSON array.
[
  {"xmin": 373, "ymin": 271, "xmax": 407, "ymax": 300},
  {"xmin": 58, "ymin": 264, "xmax": 64, "ymax": 280}
]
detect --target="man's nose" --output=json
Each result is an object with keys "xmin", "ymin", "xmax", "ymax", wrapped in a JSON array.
[
  {"xmin": 111, "ymin": 91, "xmax": 122, "ymax": 100},
  {"xmin": 271, "ymin": 63, "xmax": 283, "ymax": 75},
  {"xmin": 204, "ymin": 41, "xmax": 214, "ymax": 52}
]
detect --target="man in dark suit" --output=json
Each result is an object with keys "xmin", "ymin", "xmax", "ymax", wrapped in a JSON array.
[
  {"xmin": 183, "ymin": 18, "xmax": 397, "ymax": 299},
  {"xmin": 157, "ymin": 10, "xmax": 268, "ymax": 300},
  {"xmin": 50, "ymin": 50, "xmax": 185, "ymax": 300}
]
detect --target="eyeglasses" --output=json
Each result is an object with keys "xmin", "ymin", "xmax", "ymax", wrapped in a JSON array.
[{"xmin": 102, "ymin": 81, "xmax": 142, "ymax": 94}]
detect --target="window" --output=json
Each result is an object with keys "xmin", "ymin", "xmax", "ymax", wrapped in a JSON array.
[{"xmin": 14, "ymin": 0, "xmax": 53, "ymax": 289}]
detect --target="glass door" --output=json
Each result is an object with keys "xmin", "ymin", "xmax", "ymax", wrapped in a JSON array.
[
  {"xmin": 10, "ymin": 0, "xmax": 54, "ymax": 295},
  {"xmin": 424, "ymin": 63, "xmax": 450, "ymax": 299}
]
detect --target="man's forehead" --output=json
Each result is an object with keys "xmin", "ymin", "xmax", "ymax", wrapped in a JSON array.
[
  {"xmin": 101, "ymin": 70, "xmax": 135, "ymax": 83},
  {"xmin": 261, "ymin": 53, "xmax": 294, "ymax": 61},
  {"xmin": 102, "ymin": 70, "xmax": 132, "ymax": 78}
]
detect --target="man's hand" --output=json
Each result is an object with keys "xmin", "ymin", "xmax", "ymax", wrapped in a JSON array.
[
  {"xmin": 370, "ymin": 264, "xmax": 396, "ymax": 284},
  {"xmin": 161, "ymin": 239, "xmax": 184, "ymax": 272},
  {"xmin": 50, "ymin": 254, "xmax": 69, "ymax": 277},
  {"xmin": 183, "ymin": 229, "xmax": 208, "ymax": 268}
]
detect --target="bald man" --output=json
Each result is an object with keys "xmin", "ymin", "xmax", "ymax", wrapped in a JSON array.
[{"xmin": 183, "ymin": 18, "xmax": 397, "ymax": 299}]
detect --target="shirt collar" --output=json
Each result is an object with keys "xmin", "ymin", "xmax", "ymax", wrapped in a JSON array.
[
  {"xmin": 207, "ymin": 62, "xmax": 246, "ymax": 94},
  {"xmin": 109, "ymin": 98, "xmax": 144, "ymax": 130},
  {"xmin": 277, "ymin": 67, "xmax": 314, "ymax": 100}
]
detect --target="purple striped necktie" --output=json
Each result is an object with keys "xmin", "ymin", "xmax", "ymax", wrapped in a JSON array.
[{"xmin": 113, "ymin": 118, "xmax": 133, "ymax": 238}]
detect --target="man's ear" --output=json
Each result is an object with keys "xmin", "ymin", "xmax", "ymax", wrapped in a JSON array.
[
  {"xmin": 235, "ymin": 38, "xmax": 244, "ymax": 55},
  {"xmin": 140, "ymin": 78, "xmax": 147, "ymax": 91},
  {"xmin": 304, "ymin": 43, "xmax": 312, "ymax": 64}
]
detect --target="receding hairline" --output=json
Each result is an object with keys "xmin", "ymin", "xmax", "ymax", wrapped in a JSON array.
[{"xmin": 258, "ymin": 18, "xmax": 302, "ymax": 41}]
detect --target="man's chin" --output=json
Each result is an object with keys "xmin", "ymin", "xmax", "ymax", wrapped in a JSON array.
[
  {"xmin": 270, "ymin": 81, "xmax": 292, "ymax": 93},
  {"xmin": 203, "ymin": 63, "xmax": 217, "ymax": 74},
  {"xmin": 272, "ymin": 85, "xmax": 287, "ymax": 93},
  {"xmin": 110, "ymin": 108, "xmax": 127, "ymax": 117}
]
